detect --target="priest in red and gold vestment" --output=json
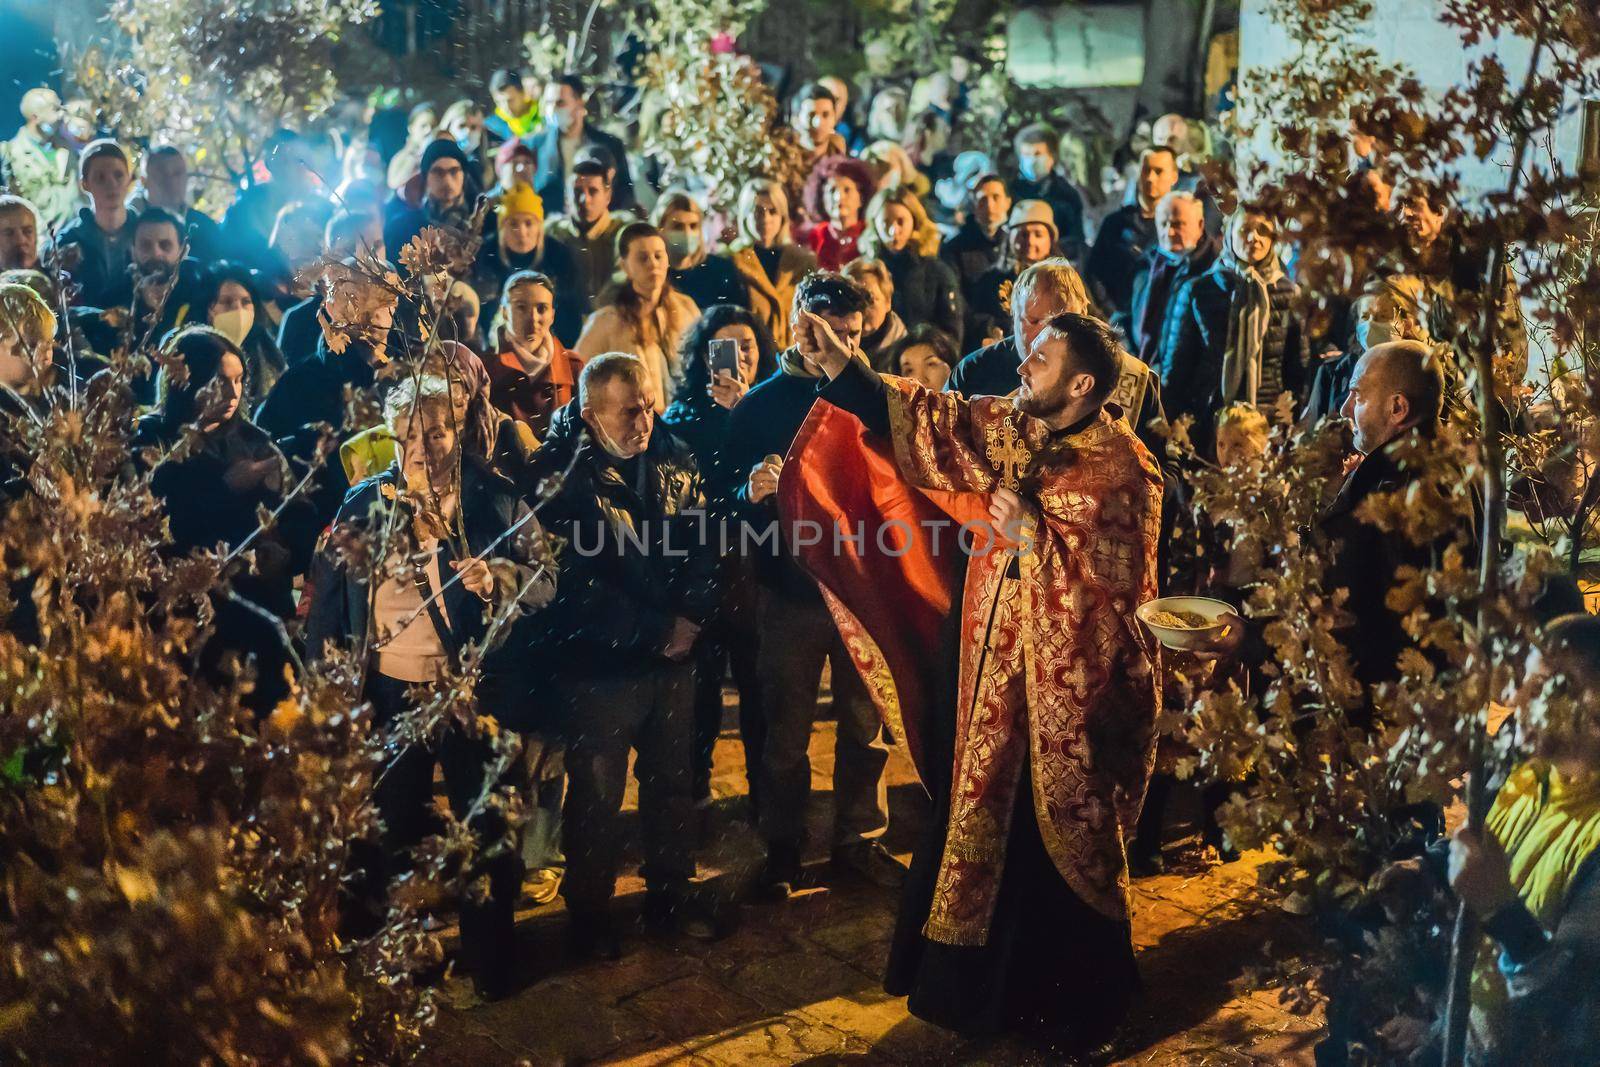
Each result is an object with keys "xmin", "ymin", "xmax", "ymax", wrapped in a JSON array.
[{"xmin": 778, "ymin": 308, "xmax": 1163, "ymax": 1052}]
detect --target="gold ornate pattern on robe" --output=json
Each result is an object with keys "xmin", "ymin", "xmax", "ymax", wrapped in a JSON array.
[
  {"xmin": 922, "ymin": 572, "xmax": 1031, "ymax": 943},
  {"xmin": 1108, "ymin": 352, "xmax": 1154, "ymax": 427},
  {"xmin": 881, "ymin": 382, "xmax": 1164, "ymax": 943}
]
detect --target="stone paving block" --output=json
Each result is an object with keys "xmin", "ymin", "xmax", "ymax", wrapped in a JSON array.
[
  {"xmin": 795, "ymin": 991, "xmax": 960, "ymax": 1063},
  {"xmin": 1128, "ymin": 895, "xmax": 1206, "ymax": 950},
  {"xmin": 725, "ymin": 943, "xmax": 878, "ymax": 1015},
  {"xmin": 674, "ymin": 1012, "xmax": 868, "ymax": 1066},
  {"xmin": 623, "ymin": 973, "xmax": 771, "ymax": 1044},
  {"xmin": 464, "ymin": 974, "xmax": 660, "ymax": 1065},
  {"xmin": 571, "ymin": 942, "xmax": 701, "ymax": 1002},
  {"xmin": 799, "ymin": 906, "xmax": 897, "ymax": 973},
  {"xmin": 669, "ymin": 919, "xmax": 784, "ymax": 974},
  {"xmin": 416, "ymin": 1017, "xmax": 539, "ymax": 1066},
  {"xmin": 596, "ymin": 1039, "xmax": 704, "ymax": 1066}
]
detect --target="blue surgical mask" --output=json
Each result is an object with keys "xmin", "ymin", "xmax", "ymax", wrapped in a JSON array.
[
  {"xmin": 1354, "ymin": 319, "xmax": 1397, "ymax": 351},
  {"xmin": 1018, "ymin": 156, "xmax": 1045, "ymax": 182}
]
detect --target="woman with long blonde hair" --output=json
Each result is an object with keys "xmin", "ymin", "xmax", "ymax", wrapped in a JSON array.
[
  {"xmin": 858, "ymin": 183, "xmax": 963, "ymax": 347},
  {"xmin": 727, "ymin": 178, "xmax": 817, "ymax": 348}
]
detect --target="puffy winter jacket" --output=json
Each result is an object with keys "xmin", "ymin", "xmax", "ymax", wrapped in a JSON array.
[
  {"xmin": 1155, "ymin": 261, "xmax": 1308, "ymax": 450},
  {"xmin": 1129, "ymin": 239, "xmax": 1219, "ymax": 366},
  {"xmin": 879, "ymin": 247, "xmax": 964, "ymax": 349}
]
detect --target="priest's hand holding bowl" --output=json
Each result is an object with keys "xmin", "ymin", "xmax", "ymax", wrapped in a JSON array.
[
  {"xmin": 1137, "ymin": 596, "xmax": 1248, "ymax": 661},
  {"xmin": 1186, "ymin": 610, "xmax": 1248, "ymax": 660}
]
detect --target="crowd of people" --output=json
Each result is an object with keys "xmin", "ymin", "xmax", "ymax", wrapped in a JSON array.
[{"xmin": 0, "ymin": 56, "xmax": 1594, "ymax": 1065}]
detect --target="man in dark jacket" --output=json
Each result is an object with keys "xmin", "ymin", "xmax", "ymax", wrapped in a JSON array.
[
  {"xmin": 136, "ymin": 146, "xmax": 224, "ymax": 267},
  {"xmin": 722, "ymin": 272, "xmax": 901, "ymax": 898},
  {"xmin": 1009, "ymin": 124, "xmax": 1085, "ymax": 264},
  {"xmin": 1322, "ymin": 340, "xmax": 1465, "ymax": 693},
  {"xmin": 383, "ymin": 138, "xmax": 479, "ymax": 265},
  {"xmin": 53, "ymin": 139, "xmax": 137, "ymax": 310},
  {"xmin": 1128, "ymin": 190, "xmax": 1216, "ymax": 366},
  {"xmin": 939, "ymin": 174, "xmax": 1010, "ymax": 298},
  {"xmin": 74, "ymin": 207, "xmax": 206, "ymax": 403},
  {"xmin": 1200, "ymin": 340, "xmax": 1466, "ymax": 710},
  {"xmin": 1086, "ymin": 146, "xmax": 1179, "ymax": 337},
  {"xmin": 946, "ymin": 258, "xmax": 1168, "ymax": 461},
  {"xmin": 529, "ymin": 74, "xmax": 636, "ymax": 214},
  {"xmin": 526, "ymin": 354, "xmax": 723, "ymax": 955}
]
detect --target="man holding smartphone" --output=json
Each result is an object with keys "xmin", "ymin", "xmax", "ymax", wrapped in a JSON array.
[{"xmin": 723, "ymin": 272, "xmax": 904, "ymax": 899}]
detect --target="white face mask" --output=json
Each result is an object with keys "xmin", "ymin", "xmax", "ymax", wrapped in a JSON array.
[
  {"xmin": 588, "ymin": 414, "xmax": 636, "ymax": 459},
  {"xmin": 1355, "ymin": 318, "xmax": 1396, "ymax": 352},
  {"xmin": 212, "ymin": 306, "xmax": 254, "ymax": 347}
]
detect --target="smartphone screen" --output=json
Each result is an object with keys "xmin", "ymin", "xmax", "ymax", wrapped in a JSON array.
[{"xmin": 708, "ymin": 338, "xmax": 742, "ymax": 381}]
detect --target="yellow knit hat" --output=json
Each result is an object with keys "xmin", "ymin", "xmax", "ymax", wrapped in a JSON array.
[{"xmin": 497, "ymin": 182, "xmax": 544, "ymax": 222}]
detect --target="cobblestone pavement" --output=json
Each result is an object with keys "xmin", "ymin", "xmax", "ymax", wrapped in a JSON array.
[{"xmin": 419, "ymin": 719, "xmax": 1324, "ymax": 1067}]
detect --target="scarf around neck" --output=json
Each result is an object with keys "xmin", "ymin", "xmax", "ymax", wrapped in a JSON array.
[{"xmin": 1218, "ymin": 226, "xmax": 1285, "ymax": 406}]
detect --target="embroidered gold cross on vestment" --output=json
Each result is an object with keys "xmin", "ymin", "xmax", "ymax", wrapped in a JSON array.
[{"xmin": 988, "ymin": 417, "xmax": 1032, "ymax": 491}]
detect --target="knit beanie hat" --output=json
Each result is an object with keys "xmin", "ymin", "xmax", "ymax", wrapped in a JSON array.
[
  {"xmin": 497, "ymin": 182, "xmax": 544, "ymax": 222},
  {"xmin": 420, "ymin": 137, "xmax": 472, "ymax": 180}
]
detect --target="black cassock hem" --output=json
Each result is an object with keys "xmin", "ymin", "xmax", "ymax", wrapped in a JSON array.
[{"xmin": 884, "ymin": 761, "xmax": 1140, "ymax": 1040}]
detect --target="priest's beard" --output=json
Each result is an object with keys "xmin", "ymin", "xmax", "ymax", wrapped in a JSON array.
[{"xmin": 1015, "ymin": 378, "xmax": 1072, "ymax": 421}]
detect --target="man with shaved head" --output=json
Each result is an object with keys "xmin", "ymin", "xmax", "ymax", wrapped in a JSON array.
[
  {"xmin": 1324, "ymin": 339, "xmax": 1461, "ymax": 700},
  {"xmin": 1340, "ymin": 339, "xmax": 1445, "ymax": 455},
  {"xmin": 1201, "ymin": 339, "xmax": 1467, "ymax": 720}
]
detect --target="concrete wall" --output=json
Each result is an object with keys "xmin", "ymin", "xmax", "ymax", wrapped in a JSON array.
[{"xmin": 1237, "ymin": 0, "xmax": 1592, "ymax": 201}]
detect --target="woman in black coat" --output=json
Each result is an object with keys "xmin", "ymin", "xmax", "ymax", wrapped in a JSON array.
[
  {"xmin": 1155, "ymin": 208, "xmax": 1308, "ymax": 455},
  {"xmin": 659, "ymin": 304, "xmax": 779, "ymax": 805},
  {"xmin": 859, "ymin": 184, "xmax": 964, "ymax": 349},
  {"xmin": 192, "ymin": 263, "xmax": 289, "ymax": 412},
  {"xmin": 138, "ymin": 326, "xmax": 307, "ymax": 714},
  {"xmin": 660, "ymin": 304, "xmax": 780, "ymax": 499}
]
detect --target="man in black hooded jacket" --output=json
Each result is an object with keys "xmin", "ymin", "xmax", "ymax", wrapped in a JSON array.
[{"xmin": 383, "ymin": 138, "xmax": 481, "ymax": 264}]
